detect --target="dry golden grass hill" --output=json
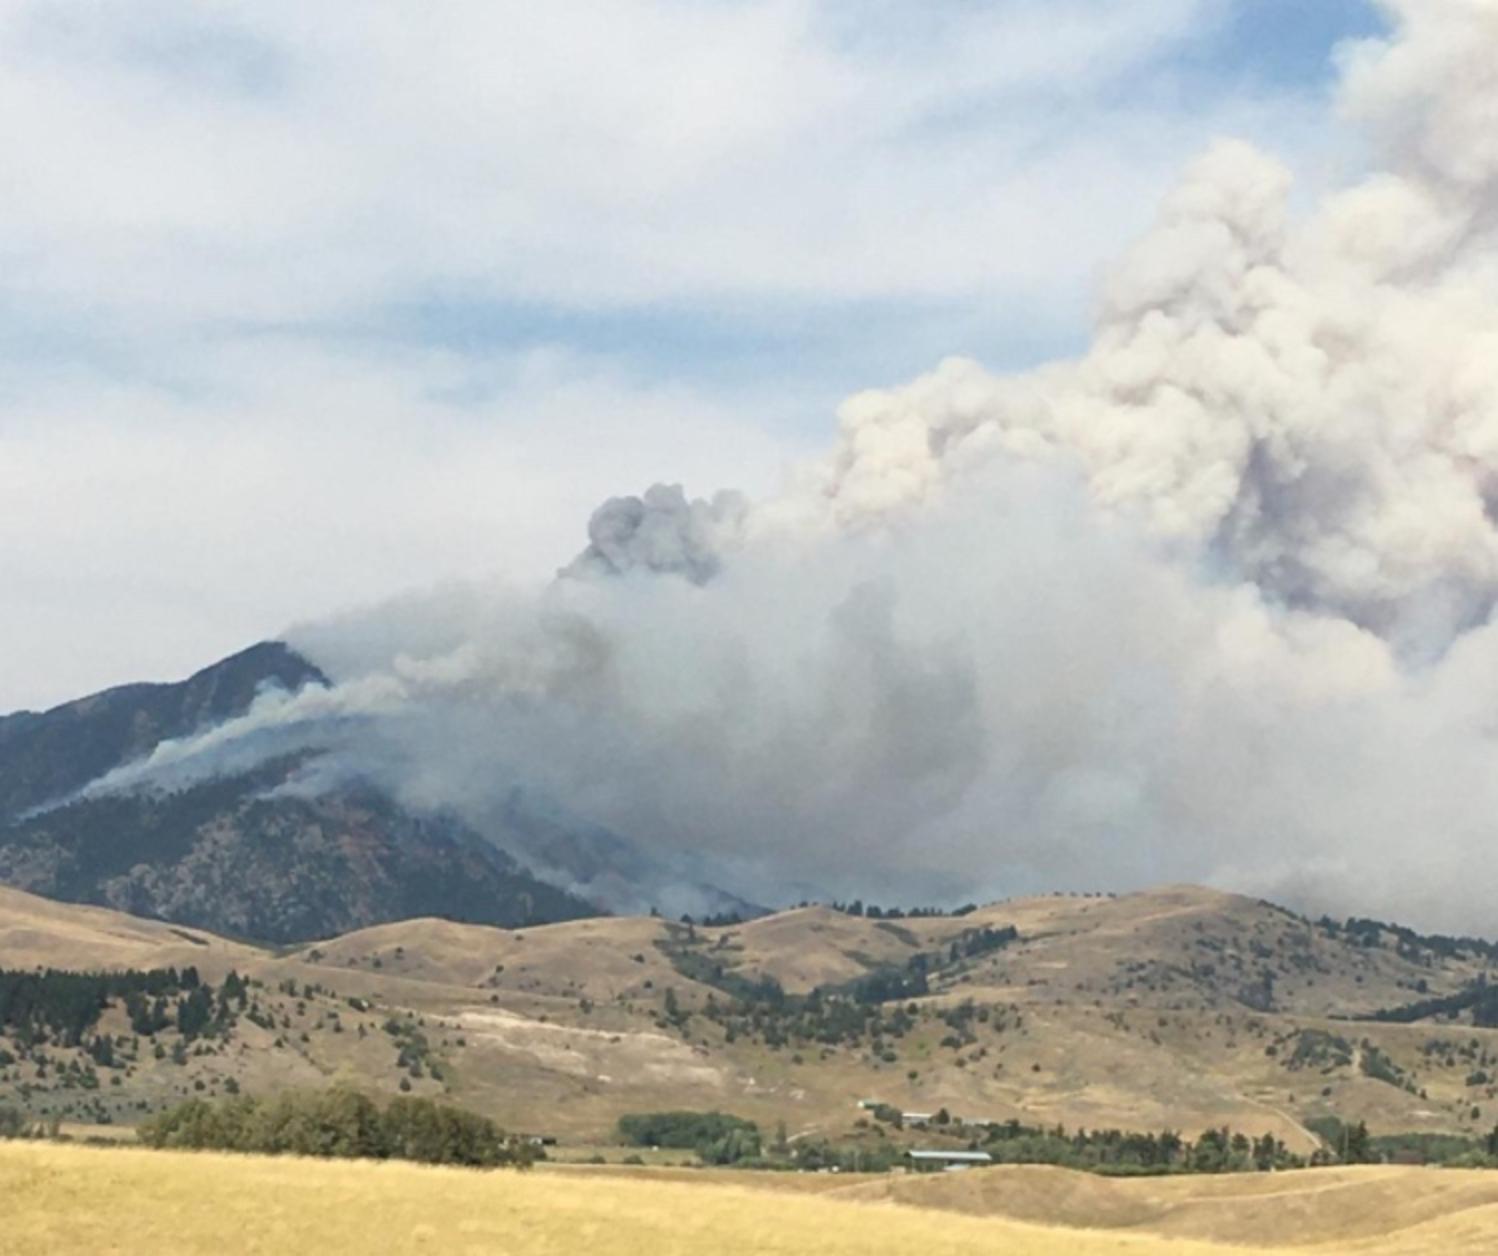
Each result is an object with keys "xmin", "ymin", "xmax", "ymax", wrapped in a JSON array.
[
  {"xmin": 7, "ymin": 1142, "xmax": 1498, "ymax": 1255},
  {"xmin": 5, "ymin": 882, "xmax": 1498, "ymax": 1154},
  {"xmin": 292, "ymin": 912, "xmax": 702, "ymax": 1004},
  {"xmin": 0, "ymin": 884, "xmax": 259, "ymax": 972},
  {"xmin": 830, "ymin": 1162, "xmax": 1498, "ymax": 1248},
  {"xmin": 712, "ymin": 884, "xmax": 1489, "ymax": 1019}
]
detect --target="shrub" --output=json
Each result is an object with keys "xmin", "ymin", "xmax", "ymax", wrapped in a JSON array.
[{"xmin": 0, "ymin": 1104, "xmax": 27, "ymax": 1139}]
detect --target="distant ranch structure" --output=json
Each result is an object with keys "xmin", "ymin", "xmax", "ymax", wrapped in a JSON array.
[{"xmin": 906, "ymin": 1150, "xmax": 994, "ymax": 1172}]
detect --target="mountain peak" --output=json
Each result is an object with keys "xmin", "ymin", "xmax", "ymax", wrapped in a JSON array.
[{"xmin": 0, "ymin": 640, "xmax": 327, "ymax": 821}]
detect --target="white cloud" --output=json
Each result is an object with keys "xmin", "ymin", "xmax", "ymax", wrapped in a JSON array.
[
  {"xmin": 0, "ymin": 0, "xmax": 1325, "ymax": 319},
  {"xmin": 0, "ymin": 0, "xmax": 1356, "ymax": 709}
]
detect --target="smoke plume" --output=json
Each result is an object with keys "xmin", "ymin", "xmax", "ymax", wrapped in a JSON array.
[{"xmin": 95, "ymin": 1, "xmax": 1498, "ymax": 932}]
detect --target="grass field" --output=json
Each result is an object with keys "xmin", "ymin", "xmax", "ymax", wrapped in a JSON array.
[{"xmin": 8, "ymin": 1142, "xmax": 1498, "ymax": 1255}]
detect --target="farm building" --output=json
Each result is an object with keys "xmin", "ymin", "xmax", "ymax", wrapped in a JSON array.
[{"xmin": 906, "ymin": 1150, "xmax": 994, "ymax": 1173}]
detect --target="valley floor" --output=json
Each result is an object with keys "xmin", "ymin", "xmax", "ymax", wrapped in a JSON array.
[{"xmin": 5, "ymin": 1143, "xmax": 1498, "ymax": 1255}]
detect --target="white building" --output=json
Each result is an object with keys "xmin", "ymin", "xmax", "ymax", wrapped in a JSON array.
[{"xmin": 906, "ymin": 1149, "xmax": 994, "ymax": 1172}]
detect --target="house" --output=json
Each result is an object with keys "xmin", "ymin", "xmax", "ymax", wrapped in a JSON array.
[
  {"xmin": 906, "ymin": 1149, "xmax": 994, "ymax": 1173},
  {"xmin": 902, "ymin": 1112, "xmax": 935, "ymax": 1127}
]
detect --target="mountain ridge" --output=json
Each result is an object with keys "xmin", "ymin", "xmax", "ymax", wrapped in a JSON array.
[
  {"xmin": 0, "ymin": 641, "xmax": 764, "ymax": 941},
  {"xmin": 0, "ymin": 641, "xmax": 328, "ymax": 820},
  {"xmin": 0, "ymin": 643, "xmax": 609, "ymax": 941}
]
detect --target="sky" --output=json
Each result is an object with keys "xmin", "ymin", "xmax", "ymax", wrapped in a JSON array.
[{"xmin": 0, "ymin": 0, "xmax": 1385, "ymax": 714}]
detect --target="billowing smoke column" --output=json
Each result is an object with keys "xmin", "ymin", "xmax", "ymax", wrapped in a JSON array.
[
  {"xmin": 562, "ymin": 484, "xmax": 749, "ymax": 585},
  {"xmin": 96, "ymin": 1, "xmax": 1498, "ymax": 931}
]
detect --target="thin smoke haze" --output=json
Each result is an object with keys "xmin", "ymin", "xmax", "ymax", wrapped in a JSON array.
[{"xmin": 87, "ymin": 0, "xmax": 1498, "ymax": 933}]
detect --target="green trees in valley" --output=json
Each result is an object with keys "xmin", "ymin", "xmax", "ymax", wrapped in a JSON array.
[{"xmin": 136, "ymin": 1087, "xmax": 532, "ymax": 1168}]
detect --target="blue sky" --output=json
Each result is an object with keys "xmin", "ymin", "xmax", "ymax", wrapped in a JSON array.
[
  {"xmin": 1217, "ymin": 0, "xmax": 1383, "ymax": 82},
  {"xmin": 0, "ymin": 0, "xmax": 1384, "ymax": 710}
]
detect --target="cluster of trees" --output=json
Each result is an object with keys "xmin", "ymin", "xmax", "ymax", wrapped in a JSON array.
[
  {"xmin": 1284, "ymin": 1117, "xmax": 1494, "ymax": 1168},
  {"xmin": 979, "ymin": 1121, "xmax": 1303, "ymax": 1174},
  {"xmin": 616, "ymin": 1109, "xmax": 913, "ymax": 1172},
  {"xmin": 1276, "ymin": 1028, "xmax": 1354, "ymax": 1071},
  {"xmin": 943, "ymin": 926, "xmax": 1018, "ymax": 965},
  {"xmin": 789, "ymin": 1138, "xmax": 904, "ymax": 1172},
  {"xmin": 932, "ymin": 999, "xmax": 1013, "ymax": 1048},
  {"xmin": 659, "ymin": 929, "xmax": 920, "ymax": 1047},
  {"xmin": 656, "ymin": 917, "xmax": 1021, "ymax": 1054},
  {"xmin": 1261, "ymin": 1029, "xmax": 1415, "ymax": 1094},
  {"xmin": 823, "ymin": 901, "xmax": 979, "ymax": 921},
  {"xmin": 382, "ymin": 1017, "xmax": 440, "ymax": 1084},
  {"xmin": 1358, "ymin": 1129, "xmax": 1482, "ymax": 1166},
  {"xmin": 1361, "ymin": 976, "xmax": 1498, "ymax": 1029},
  {"xmin": 617, "ymin": 1111, "xmax": 762, "ymax": 1165},
  {"xmin": 0, "ymin": 966, "xmax": 237, "ymax": 1048},
  {"xmin": 827, "ymin": 928, "xmax": 1014, "ymax": 1004},
  {"xmin": 1322, "ymin": 915, "xmax": 1498, "ymax": 965},
  {"xmin": 129, "ymin": 970, "xmax": 248, "ymax": 1042},
  {"xmin": 1359, "ymin": 1043, "xmax": 1416, "ymax": 1091},
  {"xmin": 654, "ymin": 936, "xmax": 1029, "ymax": 1061},
  {"xmin": 840, "ymin": 964, "xmax": 930, "ymax": 1007},
  {"xmin": 1304, "ymin": 1117, "xmax": 1375, "ymax": 1163},
  {"xmin": 696, "ymin": 986, "xmax": 923, "ymax": 1053},
  {"xmin": 655, "ymin": 930, "xmax": 792, "ymax": 1009},
  {"xmin": 137, "ymin": 1087, "xmax": 532, "ymax": 1168},
  {"xmin": 857, "ymin": 1105, "xmax": 1307, "ymax": 1175}
]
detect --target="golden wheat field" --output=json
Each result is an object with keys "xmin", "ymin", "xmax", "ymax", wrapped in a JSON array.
[{"xmin": 8, "ymin": 1144, "xmax": 1498, "ymax": 1255}]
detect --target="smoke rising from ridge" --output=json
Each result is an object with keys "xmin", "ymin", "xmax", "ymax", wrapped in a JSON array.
[{"xmin": 97, "ymin": 1, "xmax": 1498, "ymax": 931}]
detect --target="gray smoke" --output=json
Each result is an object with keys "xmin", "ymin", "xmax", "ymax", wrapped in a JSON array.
[
  {"xmin": 87, "ymin": 1, "xmax": 1498, "ymax": 932},
  {"xmin": 561, "ymin": 484, "xmax": 748, "ymax": 584}
]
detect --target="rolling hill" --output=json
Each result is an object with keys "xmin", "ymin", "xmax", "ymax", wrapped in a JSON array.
[
  {"xmin": 5, "ymin": 882, "xmax": 1498, "ymax": 1157},
  {"xmin": 8, "ymin": 1143, "xmax": 1498, "ymax": 1255}
]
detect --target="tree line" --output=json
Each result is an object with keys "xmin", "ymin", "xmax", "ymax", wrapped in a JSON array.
[
  {"xmin": 613, "ymin": 1107, "xmax": 1315, "ymax": 1175},
  {"xmin": 1358, "ymin": 976, "xmax": 1498, "ymax": 1029},
  {"xmin": 824, "ymin": 901, "xmax": 979, "ymax": 920},
  {"xmin": 136, "ymin": 1086, "xmax": 533, "ymax": 1168},
  {"xmin": 1322, "ymin": 915, "xmax": 1498, "ymax": 964},
  {"xmin": 975, "ymin": 1118, "xmax": 1302, "ymax": 1174}
]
